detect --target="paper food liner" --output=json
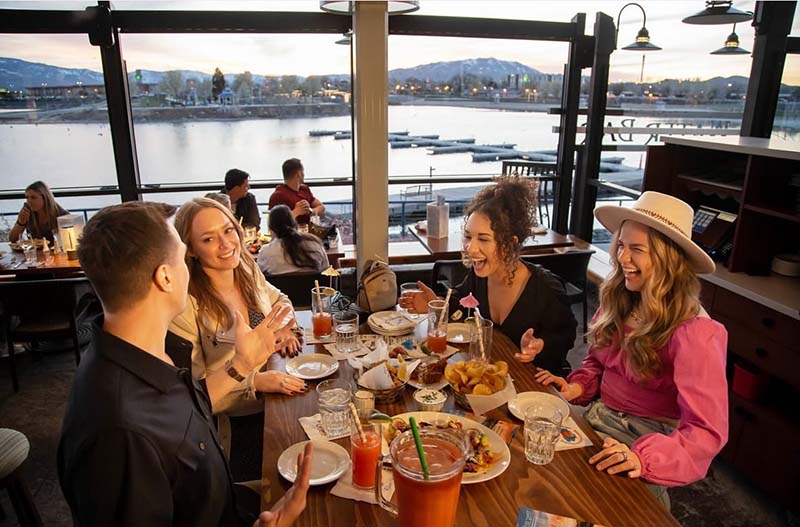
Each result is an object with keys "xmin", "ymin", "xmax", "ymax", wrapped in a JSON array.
[
  {"xmin": 354, "ymin": 359, "xmax": 421, "ymax": 390},
  {"xmin": 347, "ymin": 339, "xmax": 389, "ymax": 370},
  {"xmin": 464, "ymin": 375, "xmax": 517, "ymax": 416}
]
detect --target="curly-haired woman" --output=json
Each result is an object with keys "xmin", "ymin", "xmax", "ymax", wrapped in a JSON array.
[
  {"xmin": 401, "ymin": 176, "xmax": 577, "ymax": 374},
  {"xmin": 534, "ymin": 191, "xmax": 728, "ymax": 509},
  {"xmin": 9, "ymin": 181, "xmax": 69, "ymax": 244}
]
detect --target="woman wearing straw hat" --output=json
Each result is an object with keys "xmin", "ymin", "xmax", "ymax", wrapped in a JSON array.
[{"xmin": 535, "ymin": 191, "xmax": 728, "ymax": 509}]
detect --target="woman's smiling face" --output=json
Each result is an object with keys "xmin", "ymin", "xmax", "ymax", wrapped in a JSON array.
[
  {"xmin": 188, "ymin": 207, "xmax": 241, "ymax": 272},
  {"xmin": 616, "ymin": 220, "xmax": 654, "ymax": 292},
  {"xmin": 463, "ymin": 212, "xmax": 502, "ymax": 278}
]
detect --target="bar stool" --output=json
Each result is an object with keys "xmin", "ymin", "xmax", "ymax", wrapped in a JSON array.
[{"xmin": 0, "ymin": 428, "xmax": 42, "ymax": 526}]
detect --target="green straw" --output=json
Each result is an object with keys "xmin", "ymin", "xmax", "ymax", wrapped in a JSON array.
[{"xmin": 409, "ymin": 417, "xmax": 430, "ymax": 480}]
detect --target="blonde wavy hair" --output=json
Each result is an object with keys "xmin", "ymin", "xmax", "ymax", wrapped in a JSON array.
[
  {"xmin": 588, "ymin": 221, "xmax": 702, "ymax": 379},
  {"xmin": 174, "ymin": 197, "xmax": 262, "ymax": 333},
  {"xmin": 26, "ymin": 181, "xmax": 63, "ymax": 233}
]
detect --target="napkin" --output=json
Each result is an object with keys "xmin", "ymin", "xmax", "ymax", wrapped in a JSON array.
[
  {"xmin": 555, "ymin": 416, "xmax": 593, "ymax": 451},
  {"xmin": 323, "ymin": 342, "xmax": 370, "ymax": 361},
  {"xmin": 465, "ymin": 375, "xmax": 517, "ymax": 416},
  {"xmin": 303, "ymin": 327, "xmax": 334, "ymax": 345},
  {"xmin": 331, "ymin": 467, "xmax": 395, "ymax": 505},
  {"xmin": 298, "ymin": 413, "xmax": 350, "ymax": 441},
  {"xmin": 372, "ymin": 313, "xmax": 413, "ymax": 331}
]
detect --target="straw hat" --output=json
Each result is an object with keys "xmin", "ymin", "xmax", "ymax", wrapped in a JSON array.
[{"xmin": 594, "ymin": 191, "xmax": 715, "ymax": 274}]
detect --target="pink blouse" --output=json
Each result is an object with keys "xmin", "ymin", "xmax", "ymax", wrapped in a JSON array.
[{"xmin": 567, "ymin": 316, "xmax": 728, "ymax": 487}]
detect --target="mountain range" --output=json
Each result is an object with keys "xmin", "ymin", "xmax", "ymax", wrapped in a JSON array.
[{"xmin": 0, "ymin": 57, "xmax": 550, "ymax": 90}]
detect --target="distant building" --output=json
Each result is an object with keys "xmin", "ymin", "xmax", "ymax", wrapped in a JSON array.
[{"xmin": 25, "ymin": 84, "xmax": 106, "ymax": 98}]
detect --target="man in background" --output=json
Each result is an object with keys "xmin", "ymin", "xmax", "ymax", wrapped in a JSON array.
[
  {"xmin": 223, "ymin": 168, "xmax": 261, "ymax": 229},
  {"xmin": 58, "ymin": 201, "xmax": 311, "ymax": 526},
  {"xmin": 268, "ymin": 158, "xmax": 325, "ymax": 226}
]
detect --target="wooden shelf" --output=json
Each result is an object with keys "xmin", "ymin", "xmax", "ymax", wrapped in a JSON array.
[
  {"xmin": 676, "ymin": 173, "xmax": 744, "ymax": 200},
  {"xmin": 743, "ymin": 204, "xmax": 800, "ymax": 224}
]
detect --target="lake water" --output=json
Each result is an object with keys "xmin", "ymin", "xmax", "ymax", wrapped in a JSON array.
[{"xmin": 0, "ymin": 105, "xmax": 795, "ymax": 215}]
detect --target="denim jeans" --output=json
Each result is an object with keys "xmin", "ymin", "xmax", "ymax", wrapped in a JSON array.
[{"xmin": 585, "ymin": 400, "xmax": 675, "ymax": 510}]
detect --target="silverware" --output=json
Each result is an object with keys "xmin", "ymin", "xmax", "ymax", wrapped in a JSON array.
[{"xmin": 12, "ymin": 260, "xmax": 24, "ymax": 269}]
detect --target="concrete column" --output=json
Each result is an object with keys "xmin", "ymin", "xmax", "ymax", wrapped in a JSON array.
[{"xmin": 353, "ymin": 1, "xmax": 389, "ymax": 276}]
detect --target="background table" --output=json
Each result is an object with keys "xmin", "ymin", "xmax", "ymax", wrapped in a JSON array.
[
  {"xmin": 260, "ymin": 311, "xmax": 679, "ymax": 527},
  {"xmin": 410, "ymin": 226, "xmax": 575, "ymax": 260},
  {"xmin": 0, "ymin": 243, "xmax": 83, "ymax": 277}
]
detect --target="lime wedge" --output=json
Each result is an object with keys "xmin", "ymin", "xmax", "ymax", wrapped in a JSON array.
[{"xmin": 368, "ymin": 411, "xmax": 392, "ymax": 423}]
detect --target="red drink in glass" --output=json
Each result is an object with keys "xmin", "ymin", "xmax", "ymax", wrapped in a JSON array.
[
  {"xmin": 312, "ymin": 312, "xmax": 332, "ymax": 338},
  {"xmin": 427, "ymin": 331, "xmax": 447, "ymax": 353},
  {"xmin": 351, "ymin": 428, "xmax": 381, "ymax": 489}
]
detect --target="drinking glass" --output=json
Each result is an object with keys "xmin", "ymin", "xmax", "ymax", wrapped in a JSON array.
[
  {"xmin": 524, "ymin": 404, "xmax": 564, "ymax": 465},
  {"xmin": 353, "ymin": 389, "xmax": 375, "ymax": 422},
  {"xmin": 310, "ymin": 286, "xmax": 335, "ymax": 339},
  {"xmin": 351, "ymin": 423, "xmax": 382, "ymax": 489},
  {"xmin": 243, "ymin": 226, "xmax": 257, "ymax": 243},
  {"xmin": 399, "ymin": 282, "xmax": 422, "ymax": 317},
  {"xmin": 426, "ymin": 299, "xmax": 448, "ymax": 354},
  {"xmin": 468, "ymin": 318, "xmax": 493, "ymax": 362},
  {"xmin": 376, "ymin": 428, "xmax": 468, "ymax": 527},
  {"xmin": 334, "ymin": 311, "xmax": 359, "ymax": 353},
  {"xmin": 316, "ymin": 378, "xmax": 352, "ymax": 437}
]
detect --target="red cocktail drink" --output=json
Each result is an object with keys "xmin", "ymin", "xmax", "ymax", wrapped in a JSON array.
[
  {"xmin": 312, "ymin": 312, "xmax": 332, "ymax": 339},
  {"xmin": 351, "ymin": 427, "xmax": 381, "ymax": 489},
  {"xmin": 426, "ymin": 331, "xmax": 447, "ymax": 353}
]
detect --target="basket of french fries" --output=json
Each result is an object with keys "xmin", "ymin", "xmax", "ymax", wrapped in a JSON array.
[
  {"xmin": 445, "ymin": 358, "xmax": 514, "ymax": 413},
  {"xmin": 353, "ymin": 358, "xmax": 411, "ymax": 403}
]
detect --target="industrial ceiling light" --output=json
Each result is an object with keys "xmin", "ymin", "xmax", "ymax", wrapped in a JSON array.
[
  {"xmin": 616, "ymin": 3, "xmax": 662, "ymax": 51},
  {"xmin": 710, "ymin": 23, "xmax": 751, "ymax": 54},
  {"xmin": 320, "ymin": 1, "xmax": 419, "ymax": 15},
  {"xmin": 683, "ymin": 1, "xmax": 753, "ymax": 25}
]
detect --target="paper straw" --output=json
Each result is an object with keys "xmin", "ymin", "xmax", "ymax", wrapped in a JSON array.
[
  {"xmin": 474, "ymin": 307, "xmax": 486, "ymax": 361},
  {"xmin": 238, "ymin": 216, "xmax": 243, "ymax": 226},
  {"xmin": 437, "ymin": 288, "xmax": 452, "ymax": 332},
  {"xmin": 313, "ymin": 279, "xmax": 324, "ymax": 315},
  {"xmin": 349, "ymin": 403, "xmax": 366, "ymax": 444},
  {"xmin": 408, "ymin": 417, "xmax": 430, "ymax": 480}
]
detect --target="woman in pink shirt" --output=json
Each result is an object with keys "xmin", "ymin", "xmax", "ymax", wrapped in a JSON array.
[{"xmin": 535, "ymin": 191, "xmax": 728, "ymax": 509}]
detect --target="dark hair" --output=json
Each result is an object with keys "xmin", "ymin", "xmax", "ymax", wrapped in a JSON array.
[
  {"xmin": 78, "ymin": 201, "xmax": 178, "ymax": 313},
  {"xmin": 464, "ymin": 176, "xmax": 536, "ymax": 285},
  {"xmin": 224, "ymin": 168, "xmax": 249, "ymax": 190},
  {"xmin": 269, "ymin": 204, "xmax": 319, "ymax": 269},
  {"xmin": 281, "ymin": 158, "xmax": 303, "ymax": 181}
]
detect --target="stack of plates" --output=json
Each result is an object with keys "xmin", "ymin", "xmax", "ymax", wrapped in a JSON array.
[{"xmin": 367, "ymin": 311, "xmax": 416, "ymax": 336}]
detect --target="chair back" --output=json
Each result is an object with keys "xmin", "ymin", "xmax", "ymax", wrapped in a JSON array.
[
  {"xmin": 0, "ymin": 277, "xmax": 89, "ymax": 321},
  {"xmin": 263, "ymin": 270, "xmax": 327, "ymax": 309},
  {"xmin": 501, "ymin": 160, "xmax": 558, "ymax": 228}
]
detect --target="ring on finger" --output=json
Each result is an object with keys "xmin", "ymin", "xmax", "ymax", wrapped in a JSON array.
[{"xmin": 620, "ymin": 451, "xmax": 628, "ymax": 462}]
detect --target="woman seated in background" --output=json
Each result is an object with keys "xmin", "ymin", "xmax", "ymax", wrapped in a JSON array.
[
  {"xmin": 258, "ymin": 204, "xmax": 329, "ymax": 275},
  {"xmin": 170, "ymin": 198, "xmax": 306, "ymax": 414},
  {"xmin": 401, "ymin": 176, "xmax": 577, "ymax": 374},
  {"xmin": 535, "ymin": 192, "xmax": 728, "ymax": 509},
  {"xmin": 9, "ymin": 181, "xmax": 69, "ymax": 244}
]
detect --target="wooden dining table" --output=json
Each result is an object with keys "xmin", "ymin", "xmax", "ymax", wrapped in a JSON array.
[
  {"xmin": 410, "ymin": 225, "xmax": 575, "ymax": 260},
  {"xmin": 260, "ymin": 311, "xmax": 679, "ymax": 527},
  {"xmin": 0, "ymin": 242, "xmax": 83, "ymax": 277}
]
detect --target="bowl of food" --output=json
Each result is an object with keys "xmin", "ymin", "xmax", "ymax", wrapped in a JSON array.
[
  {"xmin": 413, "ymin": 388, "xmax": 447, "ymax": 412},
  {"xmin": 354, "ymin": 359, "xmax": 408, "ymax": 403},
  {"xmin": 445, "ymin": 359, "xmax": 509, "ymax": 410}
]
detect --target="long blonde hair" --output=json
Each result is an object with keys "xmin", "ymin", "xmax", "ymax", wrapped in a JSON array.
[
  {"xmin": 26, "ymin": 181, "xmax": 62, "ymax": 233},
  {"xmin": 174, "ymin": 197, "xmax": 262, "ymax": 332},
  {"xmin": 588, "ymin": 222, "xmax": 701, "ymax": 379}
]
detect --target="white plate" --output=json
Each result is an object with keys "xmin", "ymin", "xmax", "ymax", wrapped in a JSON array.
[
  {"xmin": 446, "ymin": 323, "xmax": 471, "ymax": 344},
  {"xmin": 390, "ymin": 411, "xmax": 511, "ymax": 484},
  {"xmin": 285, "ymin": 353, "xmax": 339, "ymax": 380},
  {"xmin": 407, "ymin": 377, "xmax": 449, "ymax": 391},
  {"xmin": 368, "ymin": 311, "xmax": 415, "ymax": 336},
  {"xmin": 408, "ymin": 343, "xmax": 458, "ymax": 360},
  {"xmin": 507, "ymin": 392, "xmax": 570, "ymax": 422},
  {"xmin": 277, "ymin": 440, "xmax": 350, "ymax": 485}
]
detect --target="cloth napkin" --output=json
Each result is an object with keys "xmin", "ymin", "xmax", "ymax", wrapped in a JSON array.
[
  {"xmin": 555, "ymin": 416, "xmax": 593, "ymax": 451},
  {"xmin": 298, "ymin": 413, "xmax": 350, "ymax": 441},
  {"xmin": 331, "ymin": 467, "xmax": 395, "ymax": 505}
]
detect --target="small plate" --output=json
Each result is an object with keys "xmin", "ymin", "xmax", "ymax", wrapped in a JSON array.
[
  {"xmin": 285, "ymin": 353, "xmax": 339, "ymax": 380},
  {"xmin": 368, "ymin": 311, "xmax": 415, "ymax": 336},
  {"xmin": 277, "ymin": 440, "xmax": 350, "ymax": 485},
  {"xmin": 508, "ymin": 391, "xmax": 570, "ymax": 422},
  {"xmin": 446, "ymin": 323, "xmax": 471, "ymax": 344},
  {"xmin": 407, "ymin": 343, "xmax": 458, "ymax": 360},
  {"xmin": 407, "ymin": 377, "xmax": 449, "ymax": 391}
]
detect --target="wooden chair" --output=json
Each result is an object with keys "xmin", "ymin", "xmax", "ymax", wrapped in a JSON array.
[
  {"xmin": 431, "ymin": 249, "xmax": 595, "ymax": 338},
  {"xmin": 0, "ymin": 429, "xmax": 42, "ymax": 526},
  {"xmin": 0, "ymin": 277, "xmax": 89, "ymax": 392},
  {"xmin": 501, "ymin": 160, "xmax": 558, "ymax": 228}
]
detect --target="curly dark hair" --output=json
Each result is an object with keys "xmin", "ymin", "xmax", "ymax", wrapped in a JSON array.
[{"xmin": 463, "ymin": 176, "xmax": 537, "ymax": 285}]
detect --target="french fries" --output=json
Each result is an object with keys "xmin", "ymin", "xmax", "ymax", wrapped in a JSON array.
[{"xmin": 445, "ymin": 359, "xmax": 508, "ymax": 395}]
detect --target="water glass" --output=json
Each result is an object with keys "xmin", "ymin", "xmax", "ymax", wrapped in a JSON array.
[
  {"xmin": 524, "ymin": 404, "xmax": 564, "ymax": 465},
  {"xmin": 334, "ymin": 311, "xmax": 359, "ymax": 353},
  {"xmin": 468, "ymin": 318, "xmax": 493, "ymax": 362},
  {"xmin": 23, "ymin": 244, "xmax": 39, "ymax": 267},
  {"xmin": 399, "ymin": 282, "xmax": 422, "ymax": 315},
  {"xmin": 316, "ymin": 378, "xmax": 352, "ymax": 437},
  {"xmin": 426, "ymin": 299, "xmax": 448, "ymax": 354}
]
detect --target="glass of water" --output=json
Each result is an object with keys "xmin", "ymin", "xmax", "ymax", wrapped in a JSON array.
[
  {"xmin": 399, "ymin": 282, "xmax": 422, "ymax": 317},
  {"xmin": 334, "ymin": 311, "xmax": 359, "ymax": 354},
  {"xmin": 524, "ymin": 404, "xmax": 564, "ymax": 465},
  {"xmin": 316, "ymin": 378, "xmax": 353, "ymax": 438},
  {"xmin": 22, "ymin": 238, "xmax": 39, "ymax": 267}
]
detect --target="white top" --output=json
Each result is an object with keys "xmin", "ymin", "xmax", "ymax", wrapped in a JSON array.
[
  {"xmin": 257, "ymin": 237, "xmax": 329, "ymax": 275},
  {"xmin": 664, "ymin": 136, "xmax": 800, "ymax": 161}
]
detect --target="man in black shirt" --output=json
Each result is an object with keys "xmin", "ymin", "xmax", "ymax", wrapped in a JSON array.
[
  {"xmin": 58, "ymin": 201, "xmax": 311, "ymax": 526},
  {"xmin": 223, "ymin": 168, "xmax": 262, "ymax": 229}
]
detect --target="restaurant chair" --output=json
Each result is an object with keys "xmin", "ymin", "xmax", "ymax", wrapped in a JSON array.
[
  {"xmin": 0, "ymin": 428, "xmax": 42, "ymax": 527},
  {"xmin": 431, "ymin": 249, "xmax": 594, "ymax": 339},
  {"xmin": 501, "ymin": 160, "xmax": 558, "ymax": 228},
  {"xmin": 262, "ymin": 270, "xmax": 327, "ymax": 309},
  {"xmin": 0, "ymin": 277, "xmax": 90, "ymax": 392}
]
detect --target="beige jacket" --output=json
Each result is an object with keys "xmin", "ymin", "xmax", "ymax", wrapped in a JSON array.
[{"xmin": 169, "ymin": 271, "xmax": 293, "ymax": 415}]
